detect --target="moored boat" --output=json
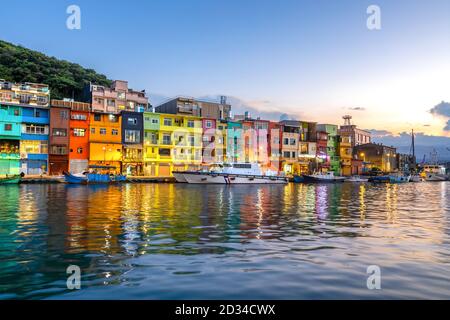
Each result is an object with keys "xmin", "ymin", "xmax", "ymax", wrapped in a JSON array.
[
  {"xmin": 421, "ymin": 165, "xmax": 448, "ymax": 181},
  {"xmin": 0, "ymin": 174, "xmax": 21, "ymax": 184},
  {"xmin": 175, "ymin": 163, "xmax": 288, "ymax": 184},
  {"xmin": 345, "ymin": 175, "xmax": 369, "ymax": 183},
  {"xmin": 302, "ymin": 172, "xmax": 346, "ymax": 183},
  {"xmin": 63, "ymin": 165, "xmax": 126, "ymax": 184}
]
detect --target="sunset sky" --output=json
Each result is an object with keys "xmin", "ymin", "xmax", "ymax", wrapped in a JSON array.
[{"xmin": 1, "ymin": 0, "xmax": 450, "ymax": 142}]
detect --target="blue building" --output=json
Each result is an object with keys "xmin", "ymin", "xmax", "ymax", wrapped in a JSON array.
[
  {"xmin": 20, "ymin": 106, "xmax": 50, "ymax": 174},
  {"xmin": 121, "ymin": 111, "xmax": 144, "ymax": 175}
]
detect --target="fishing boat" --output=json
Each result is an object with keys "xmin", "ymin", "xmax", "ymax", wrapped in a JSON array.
[
  {"xmin": 174, "ymin": 163, "xmax": 288, "ymax": 184},
  {"xmin": 302, "ymin": 172, "xmax": 346, "ymax": 183},
  {"xmin": 345, "ymin": 175, "xmax": 369, "ymax": 183},
  {"xmin": 422, "ymin": 165, "xmax": 448, "ymax": 181},
  {"xmin": 0, "ymin": 174, "xmax": 21, "ymax": 184},
  {"xmin": 388, "ymin": 173, "xmax": 411, "ymax": 183},
  {"xmin": 63, "ymin": 165, "xmax": 126, "ymax": 184},
  {"xmin": 293, "ymin": 175, "xmax": 305, "ymax": 183}
]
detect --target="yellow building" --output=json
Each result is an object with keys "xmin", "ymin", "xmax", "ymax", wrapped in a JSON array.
[
  {"xmin": 143, "ymin": 113, "xmax": 203, "ymax": 177},
  {"xmin": 338, "ymin": 135, "xmax": 352, "ymax": 176},
  {"xmin": 89, "ymin": 113, "xmax": 122, "ymax": 173}
]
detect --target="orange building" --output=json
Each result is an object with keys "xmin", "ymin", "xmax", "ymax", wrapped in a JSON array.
[
  {"xmin": 89, "ymin": 112, "xmax": 122, "ymax": 173},
  {"xmin": 68, "ymin": 101, "xmax": 91, "ymax": 174}
]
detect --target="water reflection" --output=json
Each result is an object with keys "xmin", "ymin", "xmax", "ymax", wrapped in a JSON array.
[{"xmin": 0, "ymin": 182, "xmax": 449, "ymax": 299}]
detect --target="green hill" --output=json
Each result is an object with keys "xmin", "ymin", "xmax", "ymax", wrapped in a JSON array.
[{"xmin": 0, "ymin": 40, "xmax": 112, "ymax": 100}]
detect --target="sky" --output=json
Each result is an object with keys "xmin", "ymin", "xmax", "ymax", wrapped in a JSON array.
[{"xmin": 1, "ymin": 0, "xmax": 450, "ymax": 153}]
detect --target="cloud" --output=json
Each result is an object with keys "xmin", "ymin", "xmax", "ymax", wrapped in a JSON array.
[
  {"xmin": 348, "ymin": 107, "xmax": 366, "ymax": 111},
  {"xmin": 371, "ymin": 131, "xmax": 450, "ymax": 161},
  {"xmin": 445, "ymin": 120, "xmax": 450, "ymax": 131},
  {"xmin": 369, "ymin": 129, "xmax": 393, "ymax": 138},
  {"xmin": 430, "ymin": 101, "xmax": 450, "ymax": 118},
  {"xmin": 199, "ymin": 95, "xmax": 302, "ymax": 121}
]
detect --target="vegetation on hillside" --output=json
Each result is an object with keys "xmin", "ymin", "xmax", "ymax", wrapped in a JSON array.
[{"xmin": 0, "ymin": 40, "xmax": 112, "ymax": 100}]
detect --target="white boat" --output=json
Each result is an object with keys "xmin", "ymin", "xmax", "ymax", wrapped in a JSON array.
[
  {"xmin": 410, "ymin": 174, "xmax": 423, "ymax": 182},
  {"xmin": 174, "ymin": 163, "xmax": 288, "ymax": 184},
  {"xmin": 345, "ymin": 175, "xmax": 369, "ymax": 183},
  {"xmin": 422, "ymin": 165, "xmax": 448, "ymax": 181},
  {"xmin": 173, "ymin": 172, "xmax": 188, "ymax": 183},
  {"xmin": 303, "ymin": 172, "xmax": 347, "ymax": 183}
]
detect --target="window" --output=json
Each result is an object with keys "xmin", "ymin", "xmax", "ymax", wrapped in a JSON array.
[
  {"xmin": 163, "ymin": 118, "xmax": 172, "ymax": 126},
  {"xmin": 4, "ymin": 124, "xmax": 12, "ymax": 131},
  {"xmin": 290, "ymin": 138, "xmax": 296, "ymax": 145},
  {"xmin": 35, "ymin": 110, "xmax": 41, "ymax": 118},
  {"xmin": 283, "ymin": 151, "xmax": 291, "ymax": 158},
  {"xmin": 107, "ymin": 99, "xmax": 116, "ymax": 107},
  {"xmin": 60, "ymin": 110, "xmax": 69, "ymax": 119},
  {"xmin": 159, "ymin": 148, "xmax": 171, "ymax": 156},
  {"xmin": 91, "ymin": 128, "xmax": 95, "ymax": 134},
  {"xmin": 94, "ymin": 98, "xmax": 104, "ymax": 105},
  {"xmin": 187, "ymin": 120, "xmax": 195, "ymax": 128},
  {"xmin": 109, "ymin": 115, "xmax": 118, "ymax": 123},
  {"xmin": 128, "ymin": 118, "xmax": 138, "ymax": 125},
  {"xmin": 189, "ymin": 135, "xmax": 195, "ymax": 146},
  {"xmin": 24, "ymin": 125, "xmax": 46, "ymax": 135},
  {"xmin": 162, "ymin": 134, "xmax": 171, "ymax": 145},
  {"xmin": 20, "ymin": 140, "xmax": 48, "ymax": 155},
  {"xmin": 94, "ymin": 114, "xmax": 101, "ymax": 121},
  {"xmin": 52, "ymin": 128, "xmax": 67, "ymax": 137},
  {"xmin": 283, "ymin": 138, "xmax": 289, "ymax": 145},
  {"xmin": 14, "ymin": 109, "xmax": 19, "ymax": 116},
  {"xmin": 125, "ymin": 130, "xmax": 141, "ymax": 143},
  {"xmin": 77, "ymin": 147, "xmax": 83, "ymax": 154},
  {"xmin": 73, "ymin": 128, "xmax": 86, "ymax": 137},
  {"xmin": 71, "ymin": 113, "xmax": 87, "ymax": 121},
  {"xmin": 51, "ymin": 146, "xmax": 67, "ymax": 155},
  {"xmin": 152, "ymin": 119, "xmax": 158, "ymax": 124},
  {"xmin": 112, "ymin": 129, "xmax": 118, "ymax": 136},
  {"xmin": 205, "ymin": 120, "xmax": 213, "ymax": 128},
  {"xmin": 117, "ymin": 92, "xmax": 126, "ymax": 99},
  {"xmin": 100, "ymin": 128, "xmax": 107, "ymax": 135}
]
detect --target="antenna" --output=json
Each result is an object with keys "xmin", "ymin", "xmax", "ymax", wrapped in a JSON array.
[{"xmin": 343, "ymin": 115, "xmax": 352, "ymax": 126}]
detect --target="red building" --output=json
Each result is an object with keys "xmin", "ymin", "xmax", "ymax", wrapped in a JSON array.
[
  {"xmin": 316, "ymin": 130, "xmax": 329, "ymax": 171},
  {"xmin": 68, "ymin": 101, "xmax": 91, "ymax": 174},
  {"xmin": 49, "ymin": 100, "xmax": 71, "ymax": 175}
]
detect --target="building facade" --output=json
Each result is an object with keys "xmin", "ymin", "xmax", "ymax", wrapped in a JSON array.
[
  {"xmin": 354, "ymin": 143, "xmax": 397, "ymax": 173},
  {"xmin": 280, "ymin": 120, "xmax": 301, "ymax": 175},
  {"xmin": 0, "ymin": 99, "xmax": 21, "ymax": 175},
  {"xmin": 156, "ymin": 96, "xmax": 231, "ymax": 121},
  {"xmin": 121, "ymin": 111, "xmax": 144, "ymax": 176},
  {"xmin": 143, "ymin": 113, "xmax": 203, "ymax": 177},
  {"xmin": 337, "ymin": 135, "xmax": 352, "ymax": 176},
  {"xmin": 317, "ymin": 124, "xmax": 340, "ymax": 173},
  {"xmin": 18, "ymin": 83, "xmax": 51, "ymax": 175},
  {"xmin": 84, "ymin": 80, "xmax": 149, "ymax": 114},
  {"xmin": 68, "ymin": 101, "xmax": 91, "ymax": 174},
  {"xmin": 339, "ymin": 116, "xmax": 371, "ymax": 147},
  {"xmin": 89, "ymin": 113, "xmax": 122, "ymax": 173},
  {"xmin": 49, "ymin": 100, "xmax": 71, "ymax": 175}
]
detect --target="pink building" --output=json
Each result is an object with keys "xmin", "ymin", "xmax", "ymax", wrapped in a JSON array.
[{"xmin": 84, "ymin": 80, "xmax": 148, "ymax": 114}]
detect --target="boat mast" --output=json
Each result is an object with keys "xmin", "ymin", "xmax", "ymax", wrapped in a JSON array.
[{"xmin": 411, "ymin": 129, "xmax": 416, "ymax": 171}]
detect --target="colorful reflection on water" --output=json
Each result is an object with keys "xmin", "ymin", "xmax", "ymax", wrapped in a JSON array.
[{"xmin": 0, "ymin": 182, "xmax": 449, "ymax": 299}]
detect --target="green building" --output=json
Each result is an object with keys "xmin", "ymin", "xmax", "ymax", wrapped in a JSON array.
[
  {"xmin": 0, "ymin": 104, "xmax": 22, "ymax": 175},
  {"xmin": 317, "ymin": 124, "xmax": 340, "ymax": 174}
]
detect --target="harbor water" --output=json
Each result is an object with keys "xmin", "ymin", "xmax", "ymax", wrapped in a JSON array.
[{"xmin": 0, "ymin": 182, "xmax": 449, "ymax": 299}]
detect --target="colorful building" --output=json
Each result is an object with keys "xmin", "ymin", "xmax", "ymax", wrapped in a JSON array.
[
  {"xmin": 121, "ymin": 111, "xmax": 144, "ymax": 175},
  {"xmin": 337, "ymin": 135, "xmax": 352, "ymax": 176},
  {"xmin": 155, "ymin": 96, "xmax": 231, "ymax": 120},
  {"xmin": 49, "ymin": 100, "xmax": 71, "ymax": 175},
  {"xmin": 317, "ymin": 124, "xmax": 340, "ymax": 173},
  {"xmin": 226, "ymin": 121, "xmax": 243, "ymax": 163},
  {"xmin": 316, "ymin": 130, "xmax": 329, "ymax": 171},
  {"xmin": 84, "ymin": 80, "xmax": 149, "ymax": 114},
  {"xmin": 0, "ymin": 82, "xmax": 21, "ymax": 175},
  {"xmin": 202, "ymin": 118, "xmax": 218, "ymax": 165},
  {"xmin": 339, "ymin": 115, "xmax": 372, "ymax": 147},
  {"xmin": 68, "ymin": 101, "xmax": 91, "ymax": 174},
  {"xmin": 280, "ymin": 120, "xmax": 301, "ymax": 175},
  {"xmin": 16, "ymin": 83, "xmax": 50, "ymax": 175},
  {"xmin": 143, "ymin": 113, "xmax": 203, "ymax": 177},
  {"xmin": 89, "ymin": 112, "xmax": 122, "ymax": 173},
  {"xmin": 354, "ymin": 143, "xmax": 397, "ymax": 173}
]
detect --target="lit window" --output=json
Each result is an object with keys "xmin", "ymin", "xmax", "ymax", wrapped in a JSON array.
[{"xmin": 73, "ymin": 128, "xmax": 86, "ymax": 137}]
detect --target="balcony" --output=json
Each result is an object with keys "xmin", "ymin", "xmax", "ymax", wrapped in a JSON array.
[{"xmin": 0, "ymin": 153, "xmax": 20, "ymax": 160}]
